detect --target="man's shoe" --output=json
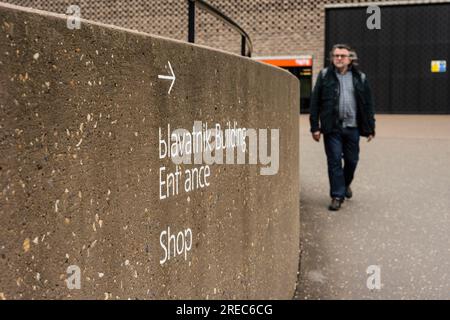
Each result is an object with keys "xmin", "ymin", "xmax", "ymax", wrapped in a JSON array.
[
  {"xmin": 345, "ymin": 186, "xmax": 353, "ymax": 199},
  {"xmin": 328, "ymin": 198, "xmax": 343, "ymax": 211}
]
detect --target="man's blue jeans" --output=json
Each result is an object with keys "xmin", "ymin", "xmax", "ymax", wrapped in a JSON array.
[{"xmin": 323, "ymin": 127, "xmax": 360, "ymax": 199}]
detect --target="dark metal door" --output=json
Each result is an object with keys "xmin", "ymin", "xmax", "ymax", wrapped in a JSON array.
[{"xmin": 325, "ymin": 4, "xmax": 450, "ymax": 114}]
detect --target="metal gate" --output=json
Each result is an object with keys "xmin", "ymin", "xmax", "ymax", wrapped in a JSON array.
[{"xmin": 325, "ymin": 3, "xmax": 450, "ymax": 114}]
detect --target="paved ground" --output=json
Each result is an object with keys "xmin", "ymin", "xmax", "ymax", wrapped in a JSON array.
[{"xmin": 294, "ymin": 115, "xmax": 450, "ymax": 300}]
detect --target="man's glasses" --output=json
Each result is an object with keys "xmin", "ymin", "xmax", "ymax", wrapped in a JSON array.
[{"xmin": 333, "ymin": 54, "xmax": 350, "ymax": 59}]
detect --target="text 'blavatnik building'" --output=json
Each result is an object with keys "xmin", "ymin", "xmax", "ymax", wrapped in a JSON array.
[{"xmin": 4, "ymin": 0, "xmax": 450, "ymax": 113}]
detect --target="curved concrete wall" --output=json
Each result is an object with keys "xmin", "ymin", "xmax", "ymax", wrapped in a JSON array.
[{"xmin": 0, "ymin": 3, "xmax": 299, "ymax": 299}]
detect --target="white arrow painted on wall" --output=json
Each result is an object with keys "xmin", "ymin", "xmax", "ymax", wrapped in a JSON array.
[{"xmin": 158, "ymin": 61, "xmax": 176, "ymax": 95}]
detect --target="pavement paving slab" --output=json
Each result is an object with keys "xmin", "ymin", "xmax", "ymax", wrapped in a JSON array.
[{"xmin": 295, "ymin": 115, "xmax": 450, "ymax": 300}]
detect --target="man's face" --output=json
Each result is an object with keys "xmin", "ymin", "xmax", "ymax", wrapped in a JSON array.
[{"xmin": 332, "ymin": 48, "xmax": 351, "ymax": 69}]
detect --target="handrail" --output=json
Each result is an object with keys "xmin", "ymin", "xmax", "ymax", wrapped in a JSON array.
[{"xmin": 188, "ymin": 0, "xmax": 253, "ymax": 57}]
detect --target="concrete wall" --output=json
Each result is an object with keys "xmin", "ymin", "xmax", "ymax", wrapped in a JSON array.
[{"xmin": 0, "ymin": 3, "xmax": 299, "ymax": 299}]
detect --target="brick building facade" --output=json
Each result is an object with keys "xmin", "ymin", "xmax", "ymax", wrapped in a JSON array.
[{"xmin": 4, "ymin": 0, "xmax": 426, "ymax": 78}]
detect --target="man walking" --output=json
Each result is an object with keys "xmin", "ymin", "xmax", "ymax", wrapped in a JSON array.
[{"xmin": 310, "ymin": 44, "xmax": 376, "ymax": 211}]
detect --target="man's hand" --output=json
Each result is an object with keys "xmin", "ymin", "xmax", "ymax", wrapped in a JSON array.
[
  {"xmin": 312, "ymin": 131, "xmax": 321, "ymax": 142},
  {"xmin": 367, "ymin": 135, "xmax": 374, "ymax": 142}
]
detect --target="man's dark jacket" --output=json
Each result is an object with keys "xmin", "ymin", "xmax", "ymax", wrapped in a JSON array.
[{"xmin": 309, "ymin": 64, "xmax": 376, "ymax": 137}]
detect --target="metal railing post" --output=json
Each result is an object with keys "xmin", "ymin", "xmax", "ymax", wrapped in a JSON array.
[
  {"xmin": 241, "ymin": 35, "xmax": 246, "ymax": 57},
  {"xmin": 188, "ymin": 0, "xmax": 195, "ymax": 43},
  {"xmin": 187, "ymin": 0, "xmax": 252, "ymax": 57}
]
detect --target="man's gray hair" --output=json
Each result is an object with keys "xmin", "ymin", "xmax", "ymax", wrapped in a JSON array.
[{"xmin": 329, "ymin": 44, "xmax": 358, "ymax": 65}]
